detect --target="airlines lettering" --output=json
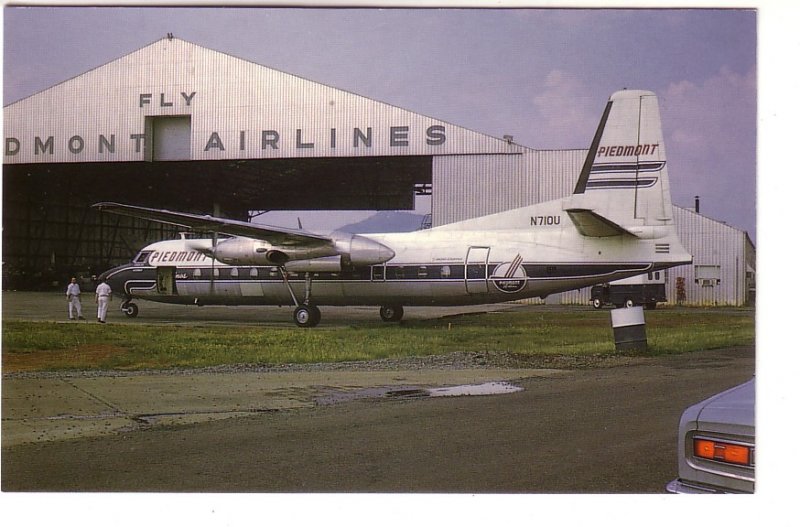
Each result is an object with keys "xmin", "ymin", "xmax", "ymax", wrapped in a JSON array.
[
  {"xmin": 596, "ymin": 144, "xmax": 659, "ymax": 157},
  {"xmin": 149, "ymin": 251, "xmax": 209, "ymax": 264},
  {"xmin": 5, "ymin": 88, "xmax": 448, "ymax": 157},
  {"xmin": 530, "ymin": 215, "xmax": 561, "ymax": 226},
  {"xmin": 205, "ymin": 125, "xmax": 447, "ymax": 152}
]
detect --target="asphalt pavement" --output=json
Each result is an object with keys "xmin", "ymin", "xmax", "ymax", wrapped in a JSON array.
[{"xmin": 2, "ymin": 346, "xmax": 754, "ymax": 492}]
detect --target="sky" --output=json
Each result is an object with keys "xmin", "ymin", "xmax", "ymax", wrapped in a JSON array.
[{"xmin": 3, "ymin": 5, "xmax": 758, "ymax": 237}]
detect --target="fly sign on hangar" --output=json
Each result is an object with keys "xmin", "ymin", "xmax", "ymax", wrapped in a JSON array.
[{"xmin": 4, "ymin": 37, "xmax": 521, "ymax": 164}]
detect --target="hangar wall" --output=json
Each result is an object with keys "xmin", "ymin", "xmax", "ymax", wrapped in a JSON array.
[{"xmin": 433, "ymin": 149, "xmax": 756, "ymax": 307}]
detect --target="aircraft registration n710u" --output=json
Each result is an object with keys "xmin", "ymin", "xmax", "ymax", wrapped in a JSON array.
[{"xmin": 95, "ymin": 90, "xmax": 692, "ymax": 327}]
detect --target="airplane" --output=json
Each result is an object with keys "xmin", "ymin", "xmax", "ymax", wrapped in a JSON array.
[{"xmin": 94, "ymin": 89, "xmax": 692, "ymax": 327}]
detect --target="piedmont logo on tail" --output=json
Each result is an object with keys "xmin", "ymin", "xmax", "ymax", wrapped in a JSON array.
[{"xmin": 95, "ymin": 89, "xmax": 691, "ymax": 327}]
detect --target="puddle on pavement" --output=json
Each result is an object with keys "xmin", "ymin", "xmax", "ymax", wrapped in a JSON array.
[
  {"xmin": 427, "ymin": 381, "xmax": 523, "ymax": 397},
  {"xmin": 316, "ymin": 381, "xmax": 522, "ymax": 406}
]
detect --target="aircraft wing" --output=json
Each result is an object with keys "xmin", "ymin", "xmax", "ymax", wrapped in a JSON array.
[{"xmin": 92, "ymin": 202, "xmax": 335, "ymax": 248}]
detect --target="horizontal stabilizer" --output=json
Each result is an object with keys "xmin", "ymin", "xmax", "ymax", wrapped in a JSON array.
[{"xmin": 565, "ymin": 208, "xmax": 635, "ymax": 237}]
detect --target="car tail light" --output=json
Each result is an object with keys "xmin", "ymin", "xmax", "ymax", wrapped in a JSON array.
[{"xmin": 693, "ymin": 438, "xmax": 754, "ymax": 466}]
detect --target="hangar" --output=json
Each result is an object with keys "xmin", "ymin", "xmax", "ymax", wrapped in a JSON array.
[
  {"xmin": 2, "ymin": 35, "xmax": 520, "ymax": 288},
  {"xmin": 3, "ymin": 36, "xmax": 754, "ymax": 305}
]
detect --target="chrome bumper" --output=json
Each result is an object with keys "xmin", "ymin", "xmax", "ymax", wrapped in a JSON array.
[{"xmin": 666, "ymin": 478, "xmax": 748, "ymax": 494}]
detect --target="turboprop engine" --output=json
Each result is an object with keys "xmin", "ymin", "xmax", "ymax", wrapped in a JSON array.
[
  {"xmin": 194, "ymin": 233, "xmax": 394, "ymax": 269},
  {"xmin": 332, "ymin": 233, "xmax": 396, "ymax": 267}
]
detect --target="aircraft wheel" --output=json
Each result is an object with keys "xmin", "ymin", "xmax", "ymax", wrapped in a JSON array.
[
  {"xmin": 379, "ymin": 304, "xmax": 404, "ymax": 322},
  {"xmin": 121, "ymin": 301, "xmax": 139, "ymax": 318},
  {"xmin": 293, "ymin": 304, "xmax": 320, "ymax": 328},
  {"xmin": 645, "ymin": 302, "xmax": 657, "ymax": 310},
  {"xmin": 591, "ymin": 298, "xmax": 603, "ymax": 309},
  {"xmin": 624, "ymin": 298, "xmax": 635, "ymax": 308}
]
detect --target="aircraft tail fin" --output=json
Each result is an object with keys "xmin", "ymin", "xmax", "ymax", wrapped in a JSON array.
[{"xmin": 566, "ymin": 90, "xmax": 674, "ymax": 236}]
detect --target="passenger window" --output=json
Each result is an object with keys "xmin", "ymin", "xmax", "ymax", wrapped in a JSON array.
[
  {"xmin": 193, "ymin": 268, "xmax": 201, "ymax": 278},
  {"xmin": 230, "ymin": 267, "xmax": 239, "ymax": 278},
  {"xmin": 250, "ymin": 268, "xmax": 259, "ymax": 278},
  {"xmin": 441, "ymin": 265, "xmax": 451, "ymax": 278}
]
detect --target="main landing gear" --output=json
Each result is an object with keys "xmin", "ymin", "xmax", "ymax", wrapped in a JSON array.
[
  {"xmin": 120, "ymin": 300, "xmax": 139, "ymax": 318},
  {"xmin": 279, "ymin": 267, "xmax": 321, "ymax": 328},
  {"xmin": 379, "ymin": 304, "xmax": 404, "ymax": 322},
  {"xmin": 278, "ymin": 267, "xmax": 406, "ymax": 327}
]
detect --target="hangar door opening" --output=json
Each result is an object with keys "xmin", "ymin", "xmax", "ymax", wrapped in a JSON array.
[{"xmin": 146, "ymin": 115, "xmax": 191, "ymax": 161}]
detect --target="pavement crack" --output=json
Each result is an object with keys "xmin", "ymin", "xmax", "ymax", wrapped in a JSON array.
[{"xmin": 61, "ymin": 379, "xmax": 126, "ymax": 415}]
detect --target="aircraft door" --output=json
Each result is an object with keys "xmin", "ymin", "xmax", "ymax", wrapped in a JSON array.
[
  {"xmin": 465, "ymin": 246, "xmax": 490, "ymax": 294},
  {"xmin": 156, "ymin": 267, "xmax": 177, "ymax": 295}
]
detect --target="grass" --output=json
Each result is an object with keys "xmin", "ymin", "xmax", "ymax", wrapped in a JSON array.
[{"xmin": 1, "ymin": 309, "xmax": 755, "ymax": 373}]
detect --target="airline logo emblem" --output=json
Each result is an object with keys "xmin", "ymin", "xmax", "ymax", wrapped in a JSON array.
[{"xmin": 490, "ymin": 254, "xmax": 527, "ymax": 293}]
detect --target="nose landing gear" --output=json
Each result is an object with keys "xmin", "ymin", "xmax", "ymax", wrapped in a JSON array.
[{"xmin": 120, "ymin": 300, "xmax": 139, "ymax": 318}]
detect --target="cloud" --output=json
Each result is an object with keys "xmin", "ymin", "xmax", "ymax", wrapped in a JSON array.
[
  {"xmin": 660, "ymin": 65, "xmax": 757, "ymax": 235},
  {"xmin": 663, "ymin": 66, "xmax": 756, "ymax": 158},
  {"xmin": 530, "ymin": 70, "xmax": 600, "ymax": 149}
]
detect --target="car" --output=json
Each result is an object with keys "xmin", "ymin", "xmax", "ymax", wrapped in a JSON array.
[{"xmin": 667, "ymin": 378, "xmax": 755, "ymax": 493}]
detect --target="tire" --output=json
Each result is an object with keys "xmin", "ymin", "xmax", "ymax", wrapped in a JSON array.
[
  {"xmin": 379, "ymin": 304, "xmax": 404, "ymax": 322},
  {"xmin": 624, "ymin": 299, "xmax": 635, "ymax": 308},
  {"xmin": 293, "ymin": 304, "xmax": 320, "ymax": 328},
  {"xmin": 308, "ymin": 304, "xmax": 321, "ymax": 326},
  {"xmin": 591, "ymin": 298, "xmax": 603, "ymax": 309},
  {"xmin": 121, "ymin": 302, "xmax": 139, "ymax": 318}
]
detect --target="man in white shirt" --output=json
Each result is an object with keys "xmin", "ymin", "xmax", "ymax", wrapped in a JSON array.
[
  {"xmin": 95, "ymin": 278, "xmax": 113, "ymax": 323},
  {"xmin": 65, "ymin": 277, "xmax": 84, "ymax": 320}
]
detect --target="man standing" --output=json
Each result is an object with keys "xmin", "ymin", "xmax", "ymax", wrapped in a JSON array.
[
  {"xmin": 65, "ymin": 277, "xmax": 84, "ymax": 320},
  {"xmin": 95, "ymin": 277, "xmax": 112, "ymax": 323}
]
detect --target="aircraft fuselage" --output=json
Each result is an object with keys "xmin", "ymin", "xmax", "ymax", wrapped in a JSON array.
[{"xmin": 102, "ymin": 224, "xmax": 685, "ymax": 309}]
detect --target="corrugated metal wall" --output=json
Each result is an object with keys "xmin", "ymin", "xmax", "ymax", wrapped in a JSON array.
[
  {"xmin": 432, "ymin": 152, "xmax": 535, "ymax": 225},
  {"xmin": 432, "ymin": 149, "xmax": 586, "ymax": 225},
  {"xmin": 668, "ymin": 206, "xmax": 750, "ymax": 306}
]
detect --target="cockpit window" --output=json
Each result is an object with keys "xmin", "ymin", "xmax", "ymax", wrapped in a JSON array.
[{"xmin": 133, "ymin": 250, "xmax": 153, "ymax": 264}]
